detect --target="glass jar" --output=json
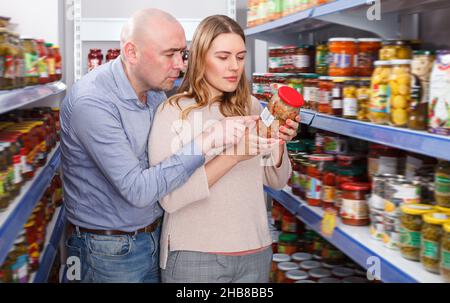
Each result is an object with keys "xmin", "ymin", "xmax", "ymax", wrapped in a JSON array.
[
  {"xmin": 421, "ymin": 213, "xmax": 450, "ymax": 274},
  {"xmin": 340, "ymin": 182, "xmax": 371, "ymax": 226},
  {"xmin": 368, "ymin": 144, "xmax": 403, "ymax": 176},
  {"xmin": 282, "ymin": 46, "xmax": 296, "ymax": 73},
  {"xmin": 369, "ymin": 61, "xmax": 393, "ymax": 124},
  {"xmin": 271, "ymin": 253, "xmax": 291, "ymax": 283},
  {"xmin": 21, "ymin": 38, "xmax": 39, "ymax": 86},
  {"xmin": 331, "ymin": 77, "xmax": 345, "ymax": 117},
  {"xmin": 331, "ymin": 267, "xmax": 354, "ymax": 279},
  {"xmin": 267, "ymin": 85, "xmax": 304, "ymax": 128},
  {"xmin": 309, "ymin": 268, "xmax": 332, "ymax": 282},
  {"xmin": 441, "ymin": 223, "xmax": 450, "ymax": 282},
  {"xmin": 45, "ymin": 42, "xmax": 56, "ymax": 82},
  {"xmin": 36, "ymin": 39, "xmax": 49, "ymax": 84},
  {"xmin": 318, "ymin": 77, "xmax": 333, "ymax": 114},
  {"xmin": 343, "ymin": 80, "xmax": 358, "ymax": 119},
  {"xmin": 292, "ymin": 252, "xmax": 313, "ymax": 264},
  {"xmin": 0, "ymin": 29, "xmax": 17, "ymax": 90},
  {"xmin": 303, "ymin": 75, "xmax": 320, "ymax": 110},
  {"xmin": 293, "ymin": 45, "xmax": 313, "ymax": 73},
  {"xmin": 11, "ymin": 33, "xmax": 25, "ymax": 88},
  {"xmin": 52, "ymin": 45, "xmax": 62, "ymax": 81},
  {"xmin": 335, "ymin": 166, "xmax": 365, "ymax": 212},
  {"xmin": 88, "ymin": 48, "xmax": 102, "ymax": 72},
  {"xmin": 429, "ymin": 50, "xmax": 450, "ymax": 136},
  {"xmin": 321, "ymin": 243, "xmax": 346, "ymax": 265},
  {"xmin": 435, "ymin": 160, "xmax": 450, "ymax": 209},
  {"xmin": 277, "ymin": 262, "xmax": 300, "ymax": 283},
  {"xmin": 288, "ymin": 77, "xmax": 303, "ymax": 95},
  {"xmin": 323, "ymin": 133, "xmax": 349, "ymax": 155},
  {"xmin": 389, "ymin": 60, "xmax": 412, "ymax": 127},
  {"xmin": 282, "ymin": 211, "xmax": 298, "ymax": 234},
  {"xmin": 380, "ymin": 40, "xmax": 412, "ymax": 61},
  {"xmin": 321, "ymin": 163, "xmax": 337, "ymax": 210},
  {"xmin": 278, "ymin": 233, "xmax": 298, "ymax": 256},
  {"xmin": 285, "ymin": 270, "xmax": 309, "ymax": 283},
  {"xmin": 408, "ymin": 51, "xmax": 435, "ymax": 130},
  {"xmin": 299, "ymin": 260, "xmax": 322, "ymax": 272},
  {"xmin": 356, "ymin": 80, "xmax": 371, "ymax": 121},
  {"xmin": 357, "ymin": 38, "xmax": 382, "ymax": 77},
  {"xmin": 328, "ymin": 38, "xmax": 357, "ymax": 77},
  {"xmin": 307, "ymin": 154, "xmax": 335, "ymax": 207},
  {"xmin": 399, "ymin": 204, "xmax": 435, "ymax": 261},
  {"xmin": 315, "ymin": 42, "xmax": 329, "ymax": 75}
]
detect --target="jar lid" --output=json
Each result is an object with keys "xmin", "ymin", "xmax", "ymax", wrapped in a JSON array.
[
  {"xmin": 413, "ymin": 50, "xmax": 435, "ymax": 56},
  {"xmin": 292, "ymin": 252, "xmax": 313, "ymax": 262},
  {"xmin": 342, "ymin": 182, "xmax": 371, "ymax": 191},
  {"xmin": 390, "ymin": 59, "xmax": 412, "ymax": 65},
  {"xmin": 382, "ymin": 40, "xmax": 410, "ymax": 46},
  {"xmin": 401, "ymin": 204, "xmax": 435, "ymax": 216},
  {"xmin": 299, "ymin": 260, "xmax": 322, "ymax": 271},
  {"xmin": 278, "ymin": 86, "xmax": 305, "ymax": 108},
  {"xmin": 329, "ymin": 38, "xmax": 357, "ymax": 42},
  {"xmin": 309, "ymin": 268, "xmax": 332, "ymax": 279},
  {"xmin": 357, "ymin": 38, "xmax": 382, "ymax": 43},
  {"xmin": 318, "ymin": 277, "xmax": 342, "ymax": 283},
  {"xmin": 332, "ymin": 267, "xmax": 355, "ymax": 278},
  {"xmin": 444, "ymin": 223, "xmax": 450, "ymax": 233},
  {"xmin": 374, "ymin": 60, "xmax": 392, "ymax": 66},
  {"xmin": 342, "ymin": 276, "xmax": 368, "ymax": 283},
  {"xmin": 423, "ymin": 213, "xmax": 450, "ymax": 225},
  {"xmin": 286, "ymin": 270, "xmax": 309, "ymax": 280},
  {"xmin": 321, "ymin": 262, "xmax": 341, "ymax": 269},
  {"xmin": 278, "ymin": 262, "xmax": 300, "ymax": 271},
  {"xmin": 308, "ymin": 154, "xmax": 335, "ymax": 162},
  {"xmin": 436, "ymin": 206, "xmax": 450, "ymax": 214},
  {"xmin": 279, "ymin": 233, "xmax": 298, "ymax": 243},
  {"xmin": 295, "ymin": 280, "xmax": 316, "ymax": 283},
  {"xmin": 273, "ymin": 253, "xmax": 291, "ymax": 263}
]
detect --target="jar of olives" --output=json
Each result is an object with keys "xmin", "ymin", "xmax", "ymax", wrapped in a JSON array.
[
  {"xmin": 435, "ymin": 160, "xmax": 450, "ymax": 209},
  {"xmin": 441, "ymin": 223, "xmax": 450, "ymax": 282},
  {"xmin": 343, "ymin": 80, "xmax": 358, "ymax": 119},
  {"xmin": 369, "ymin": 61, "xmax": 392, "ymax": 124},
  {"xmin": 421, "ymin": 213, "xmax": 450, "ymax": 274},
  {"xmin": 400, "ymin": 204, "xmax": 435, "ymax": 261},
  {"xmin": 380, "ymin": 40, "xmax": 412, "ymax": 61},
  {"xmin": 356, "ymin": 80, "xmax": 371, "ymax": 122},
  {"xmin": 389, "ymin": 60, "xmax": 412, "ymax": 128}
]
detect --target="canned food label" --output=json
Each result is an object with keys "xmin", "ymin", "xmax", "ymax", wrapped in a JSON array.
[
  {"xmin": 331, "ymin": 54, "xmax": 352, "ymax": 69},
  {"xmin": 37, "ymin": 56, "xmax": 49, "ymax": 78},
  {"xmin": 293, "ymin": 55, "xmax": 310, "ymax": 69},
  {"xmin": 268, "ymin": 57, "xmax": 282, "ymax": 69},
  {"xmin": 307, "ymin": 177, "xmax": 322, "ymax": 200},
  {"xmin": 357, "ymin": 51, "xmax": 377, "ymax": 69},
  {"xmin": 24, "ymin": 53, "xmax": 39, "ymax": 77},
  {"xmin": 321, "ymin": 185, "xmax": 336, "ymax": 203},
  {"xmin": 422, "ymin": 240, "xmax": 439, "ymax": 260},
  {"xmin": 435, "ymin": 175, "xmax": 450, "ymax": 195},
  {"xmin": 340, "ymin": 199, "xmax": 369, "ymax": 220},
  {"xmin": 260, "ymin": 107, "xmax": 275, "ymax": 127},
  {"xmin": 442, "ymin": 249, "xmax": 450, "ymax": 269},
  {"xmin": 343, "ymin": 98, "xmax": 358, "ymax": 116},
  {"xmin": 319, "ymin": 90, "xmax": 331, "ymax": 104},
  {"xmin": 332, "ymin": 99, "xmax": 343, "ymax": 109},
  {"xmin": 332, "ymin": 87, "xmax": 341, "ymax": 98},
  {"xmin": 400, "ymin": 227, "xmax": 421, "ymax": 248},
  {"xmin": 370, "ymin": 84, "xmax": 389, "ymax": 113}
]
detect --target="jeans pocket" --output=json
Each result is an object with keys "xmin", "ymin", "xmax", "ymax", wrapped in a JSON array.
[
  {"xmin": 86, "ymin": 234, "xmax": 132, "ymax": 257},
  {"xmin": 65, "ymin": 235, "xmax": 82, "ymax": 258}
]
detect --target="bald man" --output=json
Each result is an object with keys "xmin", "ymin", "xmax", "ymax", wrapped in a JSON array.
[{"xmin": 61, "ymin": 9, "xmax": 253, "ymax": 283}]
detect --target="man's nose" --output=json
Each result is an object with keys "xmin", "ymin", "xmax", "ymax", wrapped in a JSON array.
[{"xmin": 173, "ymin": 52, "xmax": 184, "ymax": 70}]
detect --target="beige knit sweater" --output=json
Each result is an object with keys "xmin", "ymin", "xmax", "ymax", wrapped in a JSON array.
[{"xmin": 148, "ymin": 97, "xmax": 292, "ymax": 269}]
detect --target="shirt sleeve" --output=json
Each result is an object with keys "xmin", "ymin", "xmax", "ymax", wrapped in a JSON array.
[
  {"xmin": 71, "ymin": 97, "xmax": 205, "ymax": 208},
  {"xmin": 148, "ymin": 102, "xmax": 211, "ymax": 214}
]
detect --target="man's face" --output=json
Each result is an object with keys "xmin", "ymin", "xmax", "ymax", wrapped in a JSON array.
[{"xmin": 136, "ymin": 23, "xmax": 186, "ymax": 91}]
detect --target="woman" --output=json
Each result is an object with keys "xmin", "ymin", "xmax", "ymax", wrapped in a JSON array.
[{"xmin": 148, "ymin": 15, "xmax": 300, "ymax": 283}]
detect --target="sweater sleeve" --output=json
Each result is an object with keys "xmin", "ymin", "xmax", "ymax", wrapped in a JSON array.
[
  {"xmin": 148, "ymin": 101, "xmax": 211, "ymax": 214},
  {"xmin": 250, "ymin": 97, "xmax": 292, "ymax": 190}
]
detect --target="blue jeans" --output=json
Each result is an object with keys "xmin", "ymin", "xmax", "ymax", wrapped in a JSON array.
[{"xmin": 65, "ymin": 225, "xmax": 161, "ymax": 283}]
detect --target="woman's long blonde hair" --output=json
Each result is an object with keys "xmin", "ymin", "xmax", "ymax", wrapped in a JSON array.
[{"xmin": 167, "ymin": 15, "xmax": 251, "ymax": 120}]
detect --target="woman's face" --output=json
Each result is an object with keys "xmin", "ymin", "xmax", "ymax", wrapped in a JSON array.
[{"xmin": 204, "ymin": 33, "xmax": 247, "ymax": 97}]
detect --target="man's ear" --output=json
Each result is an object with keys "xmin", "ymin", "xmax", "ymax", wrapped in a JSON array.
[{"xmin": 123, "ymin": 41, "xmax": 138, "ymax": 65}]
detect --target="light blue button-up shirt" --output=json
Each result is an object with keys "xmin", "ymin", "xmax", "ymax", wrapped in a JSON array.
[{"xmin": 61, "ymin": 57, "xmax": 205, "ymax": 232}]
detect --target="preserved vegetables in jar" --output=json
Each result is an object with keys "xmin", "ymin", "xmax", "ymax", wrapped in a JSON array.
[
  {"xmin": 36, "ymin": 39, "xmax": 49, "ymax": 84},
  {"xmin": 357, "ymin": 38, "xmax": 382, "ymax": 77},
  {"xmin": 435, "ymin": 160, "xmax": 450, "ymax": 209},
  {"xmin": 421, "ymin": 213, "xmax": 450, "ymax": 273},
  {"xmin": 340, "ymin": 182, "xmax": 371, "ymax": 226},
  {"xmin": 0, "ymin": 29, "xmax": 17, "ymax": 90},
  {"xmin": 293, "ymin": 46, "xmax": 314, "ymax": 73},
  {"xmin": 315, "ymin": 42, "xmax": 329, "ymax": 76},
  {"xmin": 307, "ymin": 154, "xmax": 335, "ymax": 207},
  {"xmin": 356, "ymin": 80, "xmax": 371, "ymax": 121},
  {"xmin": 21, "ymin": 38, "xmax": 39, "ymax": 86},
  {"xmin": 369, "ymin": 61, "xmax": 392, "ymax": 124},
  {"xmin": 379, "ymin": 40, "xmax": 412, "ymax": 61},
  {"xmin": 318, "ymin": 77, "xmax": 333, "ymax": 114},
  {"xmin": 303, "ymin": 75, "xmax": 319, "ymax": 110},
  {"xmin": 52, "ymin": 45, "xmax": 62, "ymax": 81},
  {"xmin": 441, "ymin": 223, "xmax": 450, "ymax": 282},
  {"xmin": 328, "ymin": 38, "xmax": 357, "ymax": 77},
  {"xmin": 343, "ymin": 80, "xmax": 358, "ymax": 119},
  {"xmin": 389, "ymin": 60, "xmax": 412, "ymax": 127},
  {"xmin": 331, "ymin": 77, "xmax": 345, "ymax": 117},
  {"xmin": 266, "ymin": 85, "xmax": 304, "ymax": 130}
]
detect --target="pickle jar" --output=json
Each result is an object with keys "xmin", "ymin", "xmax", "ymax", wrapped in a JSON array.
[
  {"xmin": 331, "ymin": 77, "xmax": 345, "ymax": 117},
  {"xmin": 267, "ymin": 85, "xmax": 304, "ymax": 128},
  {"xmin": 369, "ymin": 61, "xmax": 392, "ymax": 124},
  {"xmin": 400, "ymin": 204, "xmax": 435, "ymax": 261},
  {"xmin": 303, "ymin": 75, "xmax": 320, "ymax": 110},
  {"xmin": 315, "ymin": 42, "xmax": 329, "ymax": 76},
  {"xmin": 420, "ymin": 213, "xmax": 450, "ymax": 274},
  {"xmin": 389, "ymin": 60, "xmax": 412, "ymax": 128},
  {"xmin": 343, "ymin": 80, "xmax": 358, "ymax": 119},
  {"xmin": 340, "ymin": 182, "xmax": 371, "ymax": 226},
  {"xmin": 435, "ymin": 160, "xmax": 450, "ymax": 209},
  {"xmin": 318, "ymin": 77, "xmax": 333, "ymax": 114},
  {"xmin": 356, "ymin": 80, "xmax": 371, "ymax": 122},
  {"xmin": 380, "ymin": 40, "xmax": 412, "ymax": 61},
  {"xmin": 441, "ymin": 223, "xmax": 450, "ymax": 282}
]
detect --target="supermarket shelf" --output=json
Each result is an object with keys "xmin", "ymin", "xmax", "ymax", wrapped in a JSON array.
[
  {"xmin": 0, "ymin": 145, "xmax": 61, "ymax": 265},
  {"xmin": 32, "ymin": 207, "xmax": 66, "ymax": 283},
  {"xmin": 0, "ymin": 82, "xmax": 66, "ymax": 115},
  {"xmin": 264, "ymin": 185, "xmax": 445, "ymax": 283},
  {"xmin": 309, "ymin": 113, "xmax": 450, "ymax": 161}
]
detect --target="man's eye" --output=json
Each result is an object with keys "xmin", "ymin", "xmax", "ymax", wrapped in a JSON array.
[{"xmin": 166, "ymin": 53, "xmax": 175, "ymax": 57}]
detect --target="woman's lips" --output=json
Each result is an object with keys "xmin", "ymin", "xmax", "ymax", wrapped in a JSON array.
[{"xmin": 224, "ymin": 77, "xmax": 238, "ymax": 82}]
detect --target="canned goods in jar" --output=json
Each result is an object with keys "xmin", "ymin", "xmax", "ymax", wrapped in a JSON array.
[
  {"xmin": 385, "ymin": 179, "xmax": 421, "ymax": 208},
  {"xmin": 292, "ymin": 252, "xmax": 313, "ymax": 263},
  {"xmin": 340, "ymin": 183, "xmax": 371, "ymax": 226},
  {"xmin": 271, "ymin": 254, "xmax": 291, "ymax": 283},
  {"xmin": 331, "ymin": 267, "xmax": 355, "ymax": 279},
  {"xmin": 285, "ymin": 270, "xmax": 309, "ymax": 283},
  {"xmin": 299, "ymin": 260, "xmax": 322, "ymax": 272},
  {"xmin": 277, "ymin": 262, "xmax": 300, "ymax": 283},
  {"xmin": 323, "ymin": 134, "xmax": 349, "ymax": 155},
  {"xmin": 309, "ymin": 268, "xmax": 332, "ymax": 281}
]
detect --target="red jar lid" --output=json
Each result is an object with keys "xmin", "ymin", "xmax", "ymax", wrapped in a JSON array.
[
  {"xmin": 342, "ymin": 182, "xmax": 371, "ymax": 191},
  {"xmin": 278, "ymin": 86, "xmax": 304, "ymax": 108}
]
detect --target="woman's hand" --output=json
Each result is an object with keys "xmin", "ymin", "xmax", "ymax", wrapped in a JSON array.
[{"xmin": 277, "ymin": 115, "xmax": 301, "ymax": 143}]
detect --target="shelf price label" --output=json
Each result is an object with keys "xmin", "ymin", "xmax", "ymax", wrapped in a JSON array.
[{"xmin": 321, "ymin": 208, "xmax": 338, "ymax": 237}]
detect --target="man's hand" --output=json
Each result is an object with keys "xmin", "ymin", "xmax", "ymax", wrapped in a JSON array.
[
  {"xmin": 195, "ymin": 115, "xmax": 259, "ymax": 155},
  {"xmin": 278, "ymin": 115, "xmax": 301, "ymax": 143}
]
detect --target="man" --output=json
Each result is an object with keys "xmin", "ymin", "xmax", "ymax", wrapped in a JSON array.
[{"xmin": 61, "ymin": 8, "xmax": 256, "ymax": 283}]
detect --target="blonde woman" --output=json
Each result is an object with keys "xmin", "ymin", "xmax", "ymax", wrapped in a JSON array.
[{"xmin": 148, "ymin": 15, "xmax": 300, "ymax": 283}]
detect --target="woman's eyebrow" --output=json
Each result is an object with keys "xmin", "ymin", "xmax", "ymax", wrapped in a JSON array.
[{"xmin": 214, "ymin": 50, "xmax": 247, "ymax": 55}]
